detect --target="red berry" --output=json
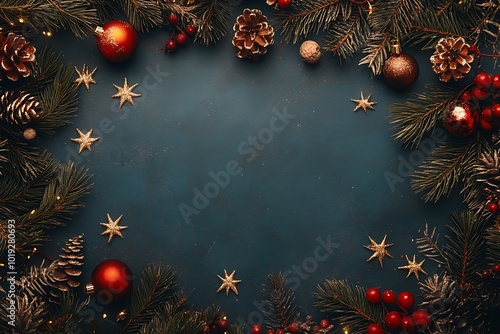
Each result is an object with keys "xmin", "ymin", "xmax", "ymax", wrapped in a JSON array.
[
  {"xmin": 474, "ymin": 71, "xmax": 492, "ymax": 88},
  {"xmin": 472, "ymin": 85, "xmax": 490, "ymax": 100},
  {"xmin": 397, "ymin": 291, "xmax": 415, "ymax": 310},
  {"xmin": 493, "ymin": 263, "xmax": 500, "ymax": 274},
  {"xmin": 482, "ymin": 107, "xmax": 493, "ymax": 121},
  {"xmin": 276, "ymin": 330, "xmax": 285, "ymax": 334},
  {"xmin": 460, "ymin": 90, "xmax": 472, "ymax": 101},
  {"xmin": 185, "ymin": 24, "xmax": 197, "ymax": 35},
  {"xmin": 267, "ymin": 330, "xmax": 275, "ymax": 334},
  {"xmin": 480, "ymin": 118, "xmax": 493, "ymax": 131},
  {"xmin": 365, "ymin": 287, "xmax": 381, "ymax": 304},
  {"xmin": 488, "ymin": 202, "xmax": 498, "ymax": 213},
  {"xmin": 168, "ymin": 13, "xmax": 179, "ymax": 25},
  {"xmin": 287, "ymin": 323, "xmax": 299, "ymax": 333},
  {"xmin": 175, "ymin": 32, "xmax": 188, "ymax": 46},
  {"xmin": 412, "ymin": 309, "xmax": 430, "ymax": 330},
  {"xmin": 366, "ymin": 324, "xmax": 384, "ymax": 334},
  {"xmin": 278, "ymin": 0, "xmax": 292, "ymax": 8},
  {"xmin": 251, "ymin": 324, "xmax": 263, "ymax": 334},
  {"xmin": 401, "ymin": 315, "xmax": 415, "ymax": 332},
  {"xmin": 492, "ymin": 74, "xmax": 500, "ymax": 90},
  {"xmin": 382, "ymin": 289, "xmax": 397, "ymax": 304},
  {"xmin": 218, "ymin": 319, "xmax": 228, "ymax": 330},
  {"xmin": 385, "ymin": 311, "xmax": 402, "ymax": 329},
  {"xmin": 492, "ymin": 104, "xmax": 500, "ymax": 119},
  {"xmin": 319, "ymin": 319, "xmax": 330, "ymax": 329},
  {"xmin": 482, "ymin": 269, "xmax": 493, "ymax": 280},
  {"xmin": 165, "ymin": 39, "xmax": 177, "ymax": 52},
  {"xmin": 312, "ymin": 325, "xmax": 321, "ymax": 332}
]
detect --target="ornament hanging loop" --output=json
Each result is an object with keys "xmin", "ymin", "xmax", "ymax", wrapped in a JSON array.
[{"xmin": 390, "ymin": 38, "xmax": 402, "ymax": 56}]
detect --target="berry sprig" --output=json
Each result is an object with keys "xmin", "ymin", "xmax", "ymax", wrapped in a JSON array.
[
  {"xmin": 250, "ymin": 316, "xmax": 333, "ymax": 334},
  {"xmin": 480, "ymin": 263, "xmax": 500, "ymax": 281},
  {"xmin": 164, "ymin": 13, "xmax": 197, "ymax": 53},
  {"xmin": 364, "ymin": 288, "xmax": 431, "ymax": 333}
]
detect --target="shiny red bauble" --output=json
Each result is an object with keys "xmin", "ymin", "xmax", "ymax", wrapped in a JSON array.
[
  {"xmin": 95, "ymin": 20, "xmax": 138, "ymax": 62},
  {"xmin": 411, "ymin": 309, "xmax": 430, "ymax": 330},
  {"xmin": 85, "ymin": 259, "xmax": 133, "ymax": 303},
  {"xmin": 397, "ymin": 291, "xmax": 415, "ymax": 310},
  {"xmin": 385, "ymin": 311, "xmax": 402, "ymax": 329},
  {"xmin": 442, "ymin": 101, "xmax": 477, "ymax": 138},
  {"xmin": 365, "ymin": 287, "xmax": 381, "ymax": 304},
  {"xmin": 382, "ymin": 289, "xmax": 397, "ymax": 304},
  {"xmin": 366, "ymin": 323, "xmax": 384, "ymax": 334},
  {"xmin": 250, "ymin": 324, "xmax": 263, "ymax": 334}
]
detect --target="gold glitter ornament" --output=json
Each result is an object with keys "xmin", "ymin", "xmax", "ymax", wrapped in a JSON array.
[
  {"xmin": 383, "ymin": 39, "xmax": 419, "ymax": 90},
  {"xmin": 70, "ymin": 128, "xmax": 100, "ymax": 154},
  {"xmin": 100, "ymin": 214, "xmax": 128, "ymax": 243},
  {"xmin": 216, "ymin": 269, "xmax": 241, "ymax": 295},
  {"xmin": 112, "ymin": 78, "xmax": 141, "ymax": 108},
  {"xmin": 398, "ymin": 254, "xmax": 427, "ymax": 280},
  {"xmin": 364, "ymin": 235, "xmax": 393, "ymax": 267}
]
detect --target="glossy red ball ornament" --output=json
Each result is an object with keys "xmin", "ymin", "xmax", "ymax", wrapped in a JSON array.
[
  {"xmin": 383, "ymin": 39, "xmax": 419, "ymax": 90},
  {"xmin": 382, "ymin": 289, "xmax": 397, "ymax": 304},
  {"xmin": 401, "ymin": 316, "xmax": 415, "ymax": 332},
  {"xmin": 366, "ymin": 287, "xmax": 381, "ymax": 304},
  {"xmin": 319, "ymin": 319, "xmax": 330, "ymax": 329},
  {"xmin": 251, "ymin": 324, "xmax": 263, "ymax": 334},
  {"xmin": 442, "ymin": 101, "xmax": 477, "ymax": 138},
  {"xmin": 366, "ymin": 324, "xmax": 384, "ymax": 334},
  {"xmin": 84, "ymin": 259, "xmax": 133, "ymax": 303},
  {"xmin": 411, "ymin": 309, "xmax": 430, "ymax": 330},
  {"xmin": 397, "ymin": 291, "xmax": 414, "ymax": 310},
  {"xmin": 95, "ymin": 20, "xmax": 138, "ymax": 62},
  {"xmin": 385, "ymin": 311, "xmax": 402, "ymax": 329}
]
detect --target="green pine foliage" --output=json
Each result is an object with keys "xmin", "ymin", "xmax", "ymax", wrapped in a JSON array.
[{"xmin": 261, "ymin": 273, "xmax": 297, "ymax": 330}]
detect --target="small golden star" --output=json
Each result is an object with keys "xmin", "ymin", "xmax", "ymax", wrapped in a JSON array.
[
  {"xmin": 351, "ymin": 91, "xmax": 377, "ymax": 114},
  {"xmin": 216, "ymin": 269, "xmax": 241, "ymax": 295},
  {"xmin": 100, "ymin": 214, "xmax": 128, "ymax": 243},
  {"xmin": 70, "ymin": 128, "xmax": 100, "ymax": 154},
  {"xmin": 74, "ymin": 64, "xmax": 97, "ymax": 91},
  {"xmin": 364, "ymin": 235, "xmax": 393, "ymax": 267},
  {"xmin": 112, "ymin": 78, "xmax": 141, "ymax": 108},
  {"xmin": 398, "ymin": 254, "xmax": 427, "ymax": 280}
]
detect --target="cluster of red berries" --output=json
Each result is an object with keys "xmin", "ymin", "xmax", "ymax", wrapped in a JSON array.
[
  {"xmin": 202, "ymin": 317, "xmax": 228, "ymax": 333},
  {"xmin": 365, "ymin": 288, "xmax": 430, "ymax": 334},
  {"xmin": 250, "ymin": 318, "xmax": 332, "ymax": 334},
  {"xmin": 480, "ymin": 263, "xmax": 500, "ymax": 281},
  {"xmin": 460, "ymin": 71, "xmax": 500, "ymax": 131},
  {"xmin": 164, "ymin": 13, "xmax": 197, "ymax": 53}
]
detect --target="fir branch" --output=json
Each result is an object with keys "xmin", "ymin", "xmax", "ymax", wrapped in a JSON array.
[
  {"xmin": 121, "ymin": 264, "xmax": 177, "ymax": 334},
  {"xmin": 16, "ymin": 261, "xmax": 57, "ymax": 298},
  {"xmin": 313, "ymin": 279, "xmax": 384, "ymax": 334},
  {"xmin": 389, "ymin": 84, "xmax": 459, "ymax": 148},
  {"xmin": 88, "ymin": 0, "xmax": 118, "ymax": 24},
  {"xmin": 159, "ymin": 0, "xmax": 198, "ymax": 27},
  {"xmin": 443, "ymin": 211, "xmax": 486, "ymax": 300},
  {"xmin": 119, "ymin": 0, "xmax": 163, "ymax": 33},
  {"xmin": 0, "ymin": 139, "xmax": 8, "ymax": 175},
  {"xmin": 45, "ymin": 290, "xmax": 89, "ymax": 334},
  {"xmin": 0, "ymin": 293, "xmax": 47, "ymax": 334},
  {"xmin": 275, "ymin": 0, "xmax": 345, "ymax": 45},
  {"xmin": 411, "ymin": 136, "xmax": 483, "ymax": 203},
  {"xmin": 416, "ymin": 223, "xmax": 448, "ymax": 266},
  {"xmin": 138, "ymin": 308, "xmax": 203, "ymax": 334},
  {"xmin": 194, "ymin": 0, "xmax": 233, "ymax": 46},
  {"xmin": 357, "ymin": 31, "xmax": 391, "ymax": 75},
  {"xmin": 485, "ymin": 225, "xmax": 500, "ymax": 266},
  {"xmin": 261, "ymin": 273, "xmax": 297, "ymax": 330},
  {"xmin": 323, "ymin": 11, "xmax": 370, "ymax": 61}
]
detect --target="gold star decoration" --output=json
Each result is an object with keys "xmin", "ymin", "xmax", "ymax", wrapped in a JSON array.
[
  {"xmin": 100, "ymin": 214, "xmax": 128, "ymax": 243},
  {"xmin": 351, "ymin": 91, "xmax": 377, "ymax": 114},
  {"xmin": 364, "ymin": 235, "xmax": 393, "ymax": 267},
  {"xmin": 71, "ymin": 128, "xmax": 100, "ymax": 154},
  {"xmin": 74, "ymin": 64, "xmax": 97, "ymax": 91},
  {"xmin": 216, "ymin": 269, "xmax": 241, "ymax": 295},
  {"xmin": 112, "ymin": 78, "xmax": 141, "ymax": 108},
  {"xmin": 398, "ymin": 254, "xmax": 427, "ymax": 280}
]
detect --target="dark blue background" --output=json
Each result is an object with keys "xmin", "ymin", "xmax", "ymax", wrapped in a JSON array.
[{"xmin": 38, "ymin": 5, "xmax": 469, "ymax": 329}]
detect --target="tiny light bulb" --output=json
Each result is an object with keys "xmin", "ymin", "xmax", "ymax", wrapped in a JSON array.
[{"xmin": 102, "ymin": 313, "xmax": 107, "ymax": 319}]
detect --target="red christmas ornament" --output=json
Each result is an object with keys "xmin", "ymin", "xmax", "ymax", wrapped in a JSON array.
[
  {"xmin": 397, "ymin": 291, "xmax": 415, "ymax": 310},
  {"xmin": 442, "ymin": 101, "xmax": 477, "ymax": 138},
  {"xmin": 95, "ymin": 20, "xmax": 138, "ymax": 62},
  {"xmin": 366, "ymin": 324, "xmax": 384, "ymax": 334},
  {"xmin": 84, "ymin": 259, "xmax": 133, "ymax": 303},
  {"xmin": 365, "ymin": 287, "xmax": 381, "ymax": 304},
  {"xmin": 411, "ymin": 309, "xmax": 430, "ymax": 330},
  {"xmin": 385, "ymin": 311, "xmax": 402, "ymax": 329},
  {"xmin": 251, "ymin": 324, "xmax": 263, "ymax": 334},
  {"xmin": 382, "ymin": 289, "xmax": 397, "ymax": 304},
  {"xmin": 383, "ymin": 38, "xmax": 419, "ymax": 90}
]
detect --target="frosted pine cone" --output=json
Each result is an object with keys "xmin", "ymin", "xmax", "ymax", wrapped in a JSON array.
[
  {"xmin": 430, "ymin": 37, "xmax": 474, "ymax": 82},
  {"xmin": 0, "ymin": 91, "xmax": 42, "ymax": 125},
  {"xmin": 232, "ymin": 9, "xmax": 274, "ymax": 59},
  {"xmin": 0, "ymin": 32, "xmax": 36, "ymax": 81}
]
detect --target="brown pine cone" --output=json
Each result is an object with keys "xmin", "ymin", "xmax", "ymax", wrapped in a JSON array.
[
  {"xmin": 0, "ymin": 90, "xmax": 42, "ymax": 125},
  {"xmin": 0, "ymin": 32, "xmax": 36, "ymax": 81},
  {"xmin": 232, "ymin": 9, "xmax": 274, "ymax": 59},
  {"xmin": 430, "ymin": 37, "xmax": 474, "ymax": 82},
  {"xmin": 50, "ymin": 235, "xmax": 84, "ymax": 302}
]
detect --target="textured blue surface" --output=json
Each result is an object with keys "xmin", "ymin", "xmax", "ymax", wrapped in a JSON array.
[{"xmin": 40, "ymin": 10, "xmax": 468, "ymax": 328}]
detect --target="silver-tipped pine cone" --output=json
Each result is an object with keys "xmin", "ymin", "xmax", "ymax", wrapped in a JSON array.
[
  {"xmin": 0, "ymin": 90, "xmax": 42, "ymax": 125},
  {"xmin": 0, "ymin": 32, "xmax": 36, "ymax": 81},
  {"xmin": 232, "ymin": 9, "xmax": 274, "ymax": 59}
]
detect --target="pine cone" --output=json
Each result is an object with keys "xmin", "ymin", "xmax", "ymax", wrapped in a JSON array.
[
  {"xmin": 430, "ymin": 37, "xmax": 474, "ymax": 82},
  {"xmin": 0, "ymin": 90, "xmax": 42, "ymax": 125},
  {"xmin": 50, "ymin": 235, "xmax": 84, "ymax": 302},
  {"xmin": 232, "ymin": 9, "xmax": 274, "ymax": 59},
  {"xmin": 0, "ymin": 32, "xmax": 36, "ymax": 81}
]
